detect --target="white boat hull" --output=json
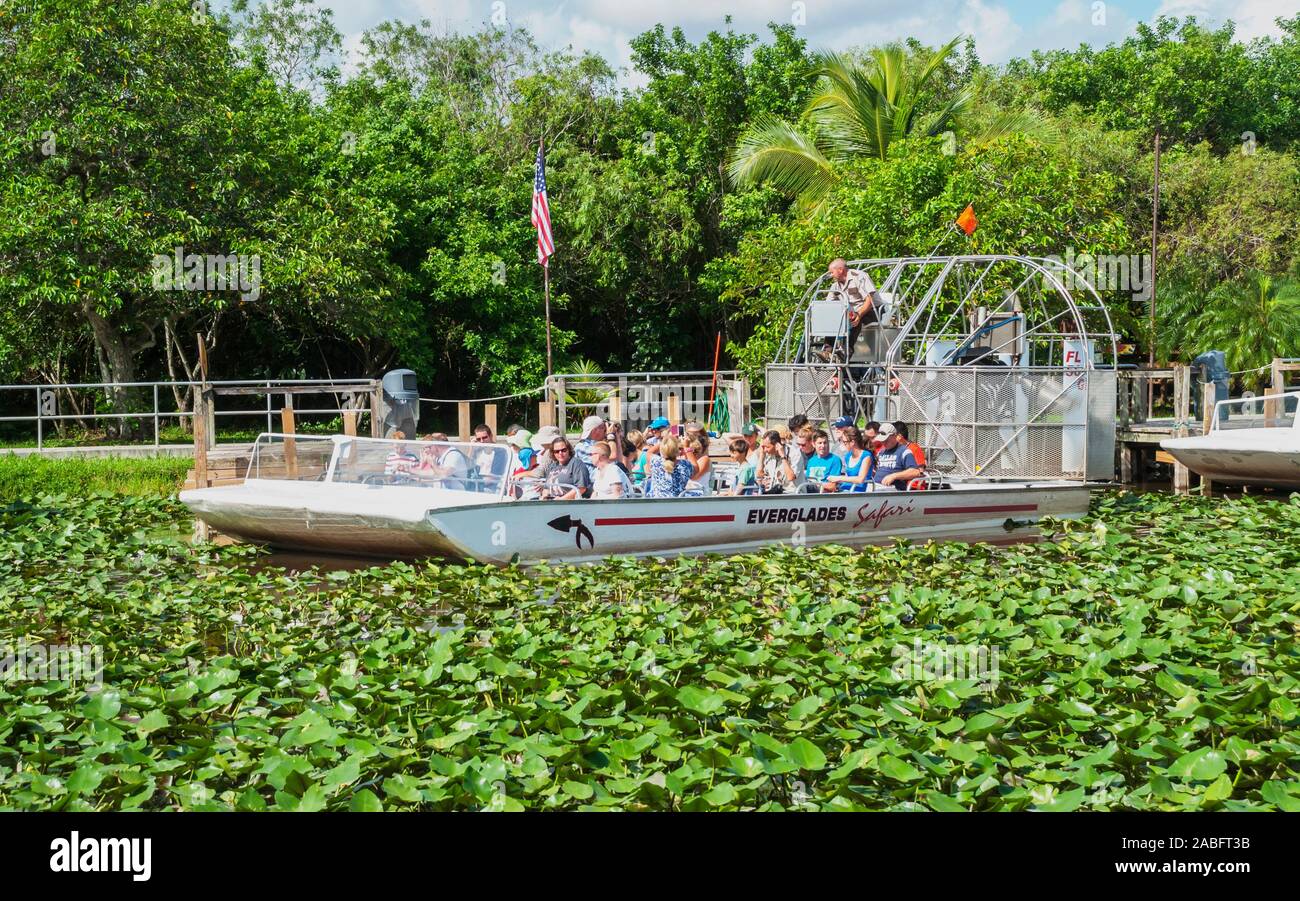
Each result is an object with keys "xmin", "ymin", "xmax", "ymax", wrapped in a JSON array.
[
  {"xmin": 181, "ymin": 478, "xmax": 1090, "ymax": 564},
  {"xmin": 1162, "ymin": 430, "xmax": 1300, "ymax": 490}
]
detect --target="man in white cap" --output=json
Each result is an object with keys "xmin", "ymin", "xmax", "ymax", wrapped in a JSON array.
[
  {"xmin": 575, "ymin": 414, "xmax": 623, "ymax": 479},
  {"xmin": 870, "ymin": 423, "xmax": 922, "ymax": 490}
]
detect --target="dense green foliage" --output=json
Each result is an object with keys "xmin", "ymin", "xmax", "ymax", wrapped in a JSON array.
[
  {"xmin": 0, "ymin": 456, "xmax": 191, "ymax": 500},
  {"xmin": 2, "ymin": 491, "xmax": 1298, "ymax": 811},
  {"xmin": 2, "ymin": 2, "xmax": 1299, "ymax": 407}
]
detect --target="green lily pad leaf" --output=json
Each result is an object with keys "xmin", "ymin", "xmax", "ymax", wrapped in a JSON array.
[
  {"xmin": 349, "ymin": 789, "xmax": 383, "ymax": 812},
  {"xmin": 677, "ymin": 686, "xmax": 725, "ymax": 715},
  {"xmin": 136, "ymin": 709, "xmax": 169, "ymax": 736},
  {"xmin": 783, "ymin": 737, "xmax": 827, "ymax": 771},
  {"xmin": 877, "ymin": 755, "xmax": 923, "ymax": 782},
  {"xmin": 1168, "ymin": 748, "xmax": 1227, "ymax": 781},
  {"xmin": 563, "ymin": 780, "xmax": 594, "ymax": 800}
]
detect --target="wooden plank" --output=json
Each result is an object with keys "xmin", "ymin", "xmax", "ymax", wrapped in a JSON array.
[
  {"xmin": 1172, "ymin": 364, "xmax": 1190, "ymax": 494},
  {"xmin": 281, "ymin": 407, "xmax": 297, "ymax": 479},
  {"xmin": 370, "ymin": 383, "xmax": 384, "ymax": 438},
  {"xmin": 193, "ymin": 391, "xmax": 209, "ymax": 488},
  {"xmin": 458, "ymin": 401, "xmax": 471, "ymax": 443},
  {"xmin": 342, "ymin": 410, "xmax": 357, "ymax": 437},
  {"xmin": 1120, "ymin": 444, "xmax": 1135, "ymax": 484},
  {"xmin": 1155, "ymin": 449, "xmax": 1175, "ymax": 465},
  {"xmin": 484, "ymin": 403, "xmax": 498, "ymax": 438},
  {"xmin": 1200, "ymin": 381, "xmax": 1215, "ymax": 497},
  {"xmin": 608, "ymin": 395, "xmax": 622, "ymax": 426},
  {"xmin": 538, "ymin": 400, "xmax": 554, "ymax": 428},
  {"xmin": 667, "ymin": 393, "xmax": 682, "ymax": 427}
]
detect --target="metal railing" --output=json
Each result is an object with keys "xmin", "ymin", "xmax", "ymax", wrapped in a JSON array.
[
  {"xmin": 545, "ymin": 371, "xmax": 750, "ymax": 433},
  {"xmin": 1211, "ymin": 391, "xmax": 1300, "ymax": 432},
  {"xmin": 0, "ymin": 379, "xmax": 374, "ymax": 451}
]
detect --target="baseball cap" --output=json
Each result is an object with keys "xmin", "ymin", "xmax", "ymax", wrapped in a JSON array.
[
  {"xmin": 832, "ymin": 416, "xmax": 854, "ymax": 429},
  {"xmin": 507, "ymin": 429, "xmax": 533, "ymax": 449},
  {"xmin": 580, "ymin": 415, "xmax": 604, "ymax": 439},
  {"xmin": 648, "ymin": 416, "xmax": 670, "ymax": 430},
  {"xmin": 876, "ymin": 423, "xmax": 898, "ymax": 439},
  {"xmin": 531, "ymin": 425, "xmax": 563, "ymax": 451},
  {"xmin": 741, "ymin": 422, "xmax": 759, "ymax": 436}
]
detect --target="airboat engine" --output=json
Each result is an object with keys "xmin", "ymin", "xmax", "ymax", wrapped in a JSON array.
[{"xmin": 381, "ymin": 369, "xmax": 420, "ymax": 439}]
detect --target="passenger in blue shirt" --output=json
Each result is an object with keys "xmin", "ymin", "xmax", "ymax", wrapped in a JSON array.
[
  {"xmin": 804, "ymin": 429, "xmax": 843, "ymax": 486},
  {"xmin": 871, "ymin": 423, "xmax": 922, "ymax": 490}
]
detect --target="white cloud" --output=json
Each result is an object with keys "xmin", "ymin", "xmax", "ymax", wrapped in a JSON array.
[{"xmin": 1154, "ymin": 0, "xmax": 1292, "ymax": 40}]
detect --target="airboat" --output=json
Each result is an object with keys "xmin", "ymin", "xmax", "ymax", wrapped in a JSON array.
[
  {"xmin": 1161, "ymin": 390, "xmax": 1300, "ymax": 489},
  {"xmin": 181, "ymin": 253, "xmax": 1121, "ymax": 564}
]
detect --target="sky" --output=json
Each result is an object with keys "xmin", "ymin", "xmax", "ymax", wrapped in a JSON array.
[{"xmin": 239, "ymin": 0, "xmax": 1296, "ymax": 79}]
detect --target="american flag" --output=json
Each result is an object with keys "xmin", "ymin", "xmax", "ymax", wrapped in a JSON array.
[{"xmin": 532, "ymin": 144, "xmax": 554, "ymax": 267}]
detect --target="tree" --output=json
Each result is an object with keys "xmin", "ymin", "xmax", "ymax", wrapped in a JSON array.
[
  {"xmin": 1187, "ymin": 274, "xmax": 1300, "ymax": 377},
  {"xmin": 230, "ymin": 0, "xmax": 342, "ymax": 96},
  {"xmin": 728, "ymin": 37, "xmax": 972, "ymax": 212}
]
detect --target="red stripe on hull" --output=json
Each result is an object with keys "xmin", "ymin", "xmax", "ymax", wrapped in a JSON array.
[
  {"xmin": 595, "ymin": 514, "xmax": 736, "ymax": 526},
  {"xmin": 924, "ymin": 504, "xmax": 1038, "ymax": 515}
]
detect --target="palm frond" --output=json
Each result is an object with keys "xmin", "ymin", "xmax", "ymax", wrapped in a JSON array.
[{"xmin": 728, "ymin": 114, "xmax": 838, "ymax": 209}]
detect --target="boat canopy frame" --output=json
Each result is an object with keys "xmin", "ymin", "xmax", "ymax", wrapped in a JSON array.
[{"xmin": 766, "ymin": 254, "xmax": 1121, "ymax": 482}]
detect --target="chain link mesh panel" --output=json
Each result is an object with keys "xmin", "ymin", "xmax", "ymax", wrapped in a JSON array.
[{"xmin": 891, "ymin": 366, "xmax": 1094, "ymax": 480}]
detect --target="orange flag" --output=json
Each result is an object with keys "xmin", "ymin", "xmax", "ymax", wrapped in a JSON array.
[{"xmin": 955, "ymin": 203, "xmax": 977, "ymax": 236}]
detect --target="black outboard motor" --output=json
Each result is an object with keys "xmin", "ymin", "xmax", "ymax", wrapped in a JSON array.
[
  {"xmin": 1192, "ymin": 350, "xmax": 1229, "ymax": 424},
  {"xmin": 381, "ymin": 369, "xmax": 420, "ymax": 439}
]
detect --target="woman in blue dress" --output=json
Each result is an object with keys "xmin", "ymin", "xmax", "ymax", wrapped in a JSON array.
[{"xmin": 824, "ymin": 425, "xmax": 873, "ymax": 493}]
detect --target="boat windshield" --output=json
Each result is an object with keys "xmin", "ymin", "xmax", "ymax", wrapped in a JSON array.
[{"xmin": 245, "ymin": 434, "xmax": 512, "ymax": 495}]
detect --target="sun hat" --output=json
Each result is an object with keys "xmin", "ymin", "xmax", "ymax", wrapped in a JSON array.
[
  {"xmin": 531, "ymin": 425, "xmax": 563, "ymax": 452},
  {"xmin": 580, "ymin": 415, "xmax": 604, "ymax": 439},
  {"xmin": 507, "ymin": 429, "xmax": 533, "ymax": 449}
]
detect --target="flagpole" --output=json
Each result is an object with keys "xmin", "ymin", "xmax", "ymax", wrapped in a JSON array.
[{"xmin": 543, "ymin": 261, "xmax": 553, "ymax": 394}]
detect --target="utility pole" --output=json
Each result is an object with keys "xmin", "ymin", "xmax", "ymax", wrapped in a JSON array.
[{"xmin": 1148, "ymin": 130, "xmax": 1161, "ymax": 412}]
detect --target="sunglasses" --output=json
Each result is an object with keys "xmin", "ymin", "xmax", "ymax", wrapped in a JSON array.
[{"xmin": 553, "ymin": 447, "xmax": 571, "ymax": 455}]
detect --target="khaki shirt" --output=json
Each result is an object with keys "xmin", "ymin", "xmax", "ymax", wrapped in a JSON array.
[{"xmin": 826, "ymin": 268, "xmax": 879, "ymax": 323}]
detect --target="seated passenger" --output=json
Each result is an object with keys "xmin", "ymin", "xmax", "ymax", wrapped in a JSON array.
[
  {"xmin": 756, "ymin": 430, "xmax": 798, "ymax": 494},
  {"xmin": 683, "ymin": 435, "xmax": 712, "ymax": 496},
  {"xmin": 626, "ymin": 430, "xmax": 649, "ymax": 486},
  {"xmin": 825, "ymin": 426, "xmax": 872, "ymax": 492},
  {"xmin": 412, "ymin": 433, "xmax": 471, "ymax": 489},
  {"xmin": 804, "ymin": 429, "xmax": 843, "ymax": 487},
  {"xmin": 741, "ymin": 422, "xmax": 761, "ymax": 464},
  {"xmin": 645, "ymin": 436, "xmax": 692, "ymax": 498},
  {"xmin": 644, "ymin": 417, "xmax": 671, "ymax": 449},
  {"xmin": 506, "ymin": 429, "xmax": 533, "ymax": 474},
  {"xmin": 540, "ymin": 438, "xmax": 592, "ymax": 500},
  {"xmin": 470, "ymin": 424, "xmax": 500, "ymax": 475},
  {"xmin": 591, "ymin": 441, "xmax": 633, "ymax": 498},
  {"xmin": 871, "ymin": 423, "xmax": 922, "ymax": 490},
  {"xmin": 384, "ymin": 432, "xmax": 419, "ymax": 475},
  {"xmin": 892, "ymin": 420, "xmax": 926, "ymax": 467},
  {"xmin": 727, "ymin": 438, "xmax": 758, "ymax": 495}
]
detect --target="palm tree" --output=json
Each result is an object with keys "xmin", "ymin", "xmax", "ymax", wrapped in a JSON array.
[
  {"xmin": 728, "ymin": 37, "xmax": 972, "ymax": 212},
  {"xmin": 728, "ymin": 37, "xmax": 1057, "ymax": 213},
  {"xmin": 1191, "ymin": 274, "xmax": 1300, "ymax": 384}
]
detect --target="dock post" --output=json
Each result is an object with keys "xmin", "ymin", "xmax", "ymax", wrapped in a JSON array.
[
  {"xmin": 281, "ymin": 406, "xmax": 298, "ymax": 479},
  {"xmin": 343, "ymin": 410, "xmax": 357, "ymax": 437},
  {"xmin": 608, "ymin": 395, "xmax": 622, "ymax": 429},
  {"xmin": 538, "ymin": 400, "xmax": 554, "ymax": 429},
  {"xmin": 667, "ymin": 393, "xmax": 682, "ymax": 429},
  {"xmin": 1268, "ymin": 358, "xmax": 1285, "ymax": 424},
  {"xmin": 1120, "ymin": 444, "xmax": 1135, "ymax": 484},
  {"xmin": 1172, "ymin": 365, "xmax": 1191, "ymax": 494},
  {"xmin": 369, "ymin": 381, "xmax": 384, "ymax": 438},
  {"xmin": 1200, "ymin": 381, "xmax": 1215, "ymax": 496},
  {"xmin": 193, "ymin": 390, "xmax": 210, "ymax": 488},
  {"xmin": 458, "ymin": 401, "xmax": 471, "ymax": 442},
  {"xmin": 484, "ymin": 403, "xmax": 498, "ymax": 438}
]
